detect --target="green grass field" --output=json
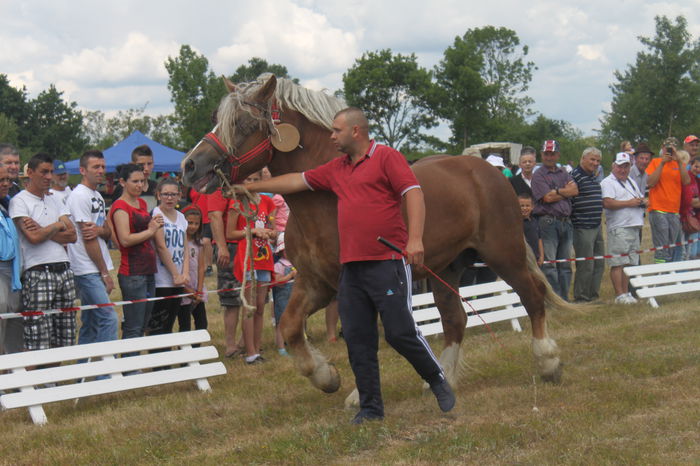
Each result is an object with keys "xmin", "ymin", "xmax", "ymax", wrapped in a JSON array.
[{"xmin": 1, "ymin": 243, "xmax": 699, "ymax": 465}]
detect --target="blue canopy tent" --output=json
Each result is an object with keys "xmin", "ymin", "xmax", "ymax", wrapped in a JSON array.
[{"xmin": 65, "ymin": 130, "xmax": 186, "ymax": 174}]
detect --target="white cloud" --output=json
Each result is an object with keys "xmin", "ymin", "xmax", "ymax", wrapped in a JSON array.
[
  {"xmin": 49, "ymin": 32, "xmax": 180, "ymax": 85},
  {"xmin": 2, "ymin": 0, "xmax": 700, "ymax": 138},
  {"xmin": 212, "ymin": 0, "xmax": 359, "ymax": 76},
  {"xmin": 577, "ymin": 44, "xmax": 606, "ymax": 62}
]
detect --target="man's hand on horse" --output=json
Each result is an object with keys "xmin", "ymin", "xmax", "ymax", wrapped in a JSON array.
[{"xmin": 405, "ymin": 238, "xmax": 424, "ymax": 266}]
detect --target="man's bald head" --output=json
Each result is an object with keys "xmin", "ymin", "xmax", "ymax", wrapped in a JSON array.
[{"xmin": 334, "ymin": 107, "xmax": 369, "ymax": 133}]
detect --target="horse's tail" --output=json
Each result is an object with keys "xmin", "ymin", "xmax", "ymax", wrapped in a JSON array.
[{"xmin": 523, "ymin": 238, "xmax": 587, "ymax": 312}]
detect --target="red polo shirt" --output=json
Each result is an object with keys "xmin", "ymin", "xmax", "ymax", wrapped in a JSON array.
[{"xmin": 302, "ymin": 140, "xmax": 420, "ymax": 263}]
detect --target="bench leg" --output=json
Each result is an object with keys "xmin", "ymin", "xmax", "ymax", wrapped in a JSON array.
[
  {"xmin": 28, "ymin": 404, "xmax": 48, "ymax": 425},
  {"xmin": 179, "ymin": 344, "xmax": 212, "ymax": 392},
  {"xmin": 13, "ymin": 368, "xmax": 48, "ymax": 425},
  {"xmin": 509, "ymin": 318, "xmax": 522, "ymax": 332},
  {"xmin": 648, "ymin": 297, "xmax": 659, "ymax": 308}
]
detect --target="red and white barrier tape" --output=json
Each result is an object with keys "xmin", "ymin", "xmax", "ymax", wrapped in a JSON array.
[
  {"xmin": 472, "ymin": 236, "xmax": 698, "ymax": 267},
  {"xmin": 2, "ymin": 236, "xmax": 698, "ymax": 319},
  {"xmin": 0, "ymin": 279, "xmax": 293, "ymax": 320}
]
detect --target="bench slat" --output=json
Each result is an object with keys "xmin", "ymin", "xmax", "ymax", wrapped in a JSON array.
[
  {"xmin": 0, "ymin": 347, "xmax": 219, "ymax": 390},
  {"xmin": 628, "ymin": 271, "xmax": 700, "ymax": 287},
  {"xmin": 416, "ymin": 307, "xmax": 528, "ymax": 337},
  {"xmin": 1, "ymin": 362, "xmax": 226, "ymax": 409},
  {"xmin": 465, "ymin": 307, "xmax": 528, "ymax": 327},
  {"xmin": 412, "ymin": 281, "xmax": 515, "ymax": 308},
  {"xmin": 457, "ymin": 280, "xmax": 514, "ymax": 296},
  {"xmin": 0, "ymin": 330, "xmax": 212, "ymax": 371},
  {"xmin": 624, "ymin": 259, "xmax": 700, "ymax": 276},
  {"xmin": 633, "ymin": 282, "xmax": 700, "ymax": 298}
]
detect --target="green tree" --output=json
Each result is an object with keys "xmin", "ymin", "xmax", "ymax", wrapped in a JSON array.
[
  {"xmin": 24, "ymin": 85, "xmax": 87, "ymax": 159},
  {"xmin": 342, "ymin": 49, "xmax": 438, "ymax": 150},
  {"xmin": 599, "ymin": 15, "xmax": 700, "ymax": 150},
  {"xmin": 230, "ymin": 57, "xmax": 298, "ymax": 84},
  {"xmin": 0, "ymin": 74, "xmax": 30, "ymax": 133},
  {"xmin": 0, "ymin": 113, "xmax": 19, "ymax": 144},
  {"xmin": 83, "ymin": 107, "xmax": 179, "ymax": 150},
  {"xmin": 434, "ymin": 26, "xmax": 536, "ymax": 148},
  {"xmin": 165, "ymin": 45, "xmax": 227, "ymax": 150}
]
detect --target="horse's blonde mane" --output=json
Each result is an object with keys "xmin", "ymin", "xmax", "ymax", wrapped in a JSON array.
[{"xmin": 217, "ymin": 73, "xmax": 345, "ymax": 151}]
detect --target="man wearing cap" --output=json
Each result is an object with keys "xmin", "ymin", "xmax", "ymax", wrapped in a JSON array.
[
  {"xmin": 486, "ymin": 154, "xmax": 512, "ymax": 178},
  {"xmin": 601, "ymin": 153, "xmax": 645, "ymax": 303},
  {"xmin": 570, "ymin": 147, "xmax": 604, "ymax": 302},
  {"xmin": 684, "ymin": 135, "xmax": 699, "ymax": 160},
  {"xmin": 0, "ymin": 143, "xmax": 22, "ymax": 198},
  {"xmin": 531, "ymin": 139, "xmax": 579, "ymax": 300},
  {"xmin": 49, "ymin": 159, "xmax": 72, "ymax": 205},
  {"xmin": 510, "ymin": 146, "xmax": 537, "ymax": 196},
  {"xmin": 645, "ymin": 137, "xmax": 690, "ymax": 263}
]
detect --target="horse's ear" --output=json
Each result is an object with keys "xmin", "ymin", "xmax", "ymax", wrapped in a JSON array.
[
  {"xmin": 254, "ymin": 75, "xmax": 277, "ymax": 103},
  {"xmin": 223, "ymin": 76, "xmax": 236, "ymax": 93}
]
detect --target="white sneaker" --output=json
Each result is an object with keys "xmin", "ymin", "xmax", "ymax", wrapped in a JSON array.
[{"xmin": 615, "ymin": 293, "xmax": 637, "ymax": 304}]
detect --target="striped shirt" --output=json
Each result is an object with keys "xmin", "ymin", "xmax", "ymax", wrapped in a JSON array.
[{"xmin": 570, "ymin": 166, "xmax": 603, "ymax": 229}]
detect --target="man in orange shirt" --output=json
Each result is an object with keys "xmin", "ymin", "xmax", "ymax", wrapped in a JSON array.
[{"xmin": 645, "ymin": 137, "xmax": 690, "ymax": 263}]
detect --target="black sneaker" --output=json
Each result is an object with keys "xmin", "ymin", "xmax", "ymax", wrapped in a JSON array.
[
  {"xmin": 350, "ymin": 411, "xmax": 384, "ymax": 425},
  {"xmin": 205, "ymin": 266, "xmax": 213, "ymax": 276},
  {"xmin": 430, "ymin": 379, "xmax": 456, "ymax": 413}
]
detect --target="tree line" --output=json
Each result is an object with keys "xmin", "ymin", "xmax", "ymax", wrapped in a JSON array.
[{"xmin": 0, "ymin": 15, "xmax": 697, "ymax": 164}]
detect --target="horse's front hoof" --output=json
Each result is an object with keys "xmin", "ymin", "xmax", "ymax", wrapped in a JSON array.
[
  {"xmin": 310, "ymin": 362, "xmax": 341, "ymax": 393},
  {"xmin": 540, "ymin": 362, "xmax": 564, "ymax": 384}
]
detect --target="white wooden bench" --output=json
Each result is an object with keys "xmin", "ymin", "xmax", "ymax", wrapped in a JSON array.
[
  {"xmin": 624, "ymin": 259, "xmax": 700, "ymax": 308},
  {"xmin": 412, "ymin": 280, "xmax": 528, "ymax": 336},
  {"xmin": 0, "ymin": 329, "xmax": 226, "ymax": 425}
]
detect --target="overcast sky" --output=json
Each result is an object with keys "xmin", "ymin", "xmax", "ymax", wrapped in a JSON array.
[{"xmin": 2, "ymin": 0, "xmax": 699, "ymax": 142}]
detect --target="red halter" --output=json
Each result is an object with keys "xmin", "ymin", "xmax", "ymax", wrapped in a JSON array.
[
  {"xmin": 202, "ymin": 131, "xmax": 273, "ymax": 183},
  {"xmin": 202, "ymin": 102, "xmax": 281, "ymax": 183}
]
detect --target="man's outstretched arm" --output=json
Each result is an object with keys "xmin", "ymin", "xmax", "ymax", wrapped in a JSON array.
[{"xmin": 245, "ymin": 173, "xmax": 309, "ymax": 195}]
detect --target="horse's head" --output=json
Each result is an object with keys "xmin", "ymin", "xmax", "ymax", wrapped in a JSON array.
[{"xmin": 181, "ymin": 74, "xmax": 278, "ymax": 193}]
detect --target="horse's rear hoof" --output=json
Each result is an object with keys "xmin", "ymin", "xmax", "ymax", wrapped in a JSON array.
[
  {"xmin": 540, "ymin": 363, "xmax": 564, "ymax": 384},
  {"xmin": 311, "ymin": 362, "xmax": 341, "ymax": 393}
]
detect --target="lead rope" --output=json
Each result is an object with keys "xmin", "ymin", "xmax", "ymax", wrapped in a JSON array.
[{"xmin": 216, "ymin": 167, "xmax": 258, "ymax": 317}]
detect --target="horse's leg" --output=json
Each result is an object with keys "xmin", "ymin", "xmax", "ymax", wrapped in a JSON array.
[
  {"xmin": 479, "ymin": 239, "xmax": 563, "ymax": 383},
  {"xmin": 428, "ymin": 262, "xmax": 467, "ymax": 388},
  {"xmin": 280, "ymin": 275, "xmax": 340, "ymax": 393}
]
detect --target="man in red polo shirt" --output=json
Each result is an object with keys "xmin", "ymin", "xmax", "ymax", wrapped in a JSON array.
[{"xmin": 243, "ymin": 107, "xmax": 454, "ymax": 424}]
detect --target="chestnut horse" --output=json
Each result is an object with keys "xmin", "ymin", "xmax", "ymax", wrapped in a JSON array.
[{"xmin": 181, "ymin": 74, "xmax": 566, "ymax": 398}]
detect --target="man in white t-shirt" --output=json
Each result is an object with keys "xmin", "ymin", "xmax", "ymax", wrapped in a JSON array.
[
  {"xmin": 49, "ymin": 159, "xmax": 72, "ymax": 205},
  {"xmin": 67, "ymin": 150, "xmax": 118, "ymax": 344},
  {"xmin": 601, "ymin": 152, "xmax": 646, "ymax": 304},
  {"xmin": 9, "ymin": 153, "xmax": 77, "ymax": 350}
]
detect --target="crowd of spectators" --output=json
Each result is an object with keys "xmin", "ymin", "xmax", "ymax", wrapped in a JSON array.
[
  {"xmin": 506, "ymin": 135, "xmax": 700, "ymax": 303},
  {"xmin": 0, "ymin": 143, "xmax": 294, "ymax": 367}
]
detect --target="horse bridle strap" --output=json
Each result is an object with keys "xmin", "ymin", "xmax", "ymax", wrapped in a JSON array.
[{"xmin": 203, "ymin": 131, "xmax": 273, "ymax": 182}]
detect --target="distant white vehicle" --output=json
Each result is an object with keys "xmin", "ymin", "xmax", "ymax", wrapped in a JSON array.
[{"xmin": 462, "ymin": 142, "xmax": 523, "ymax": 167}]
